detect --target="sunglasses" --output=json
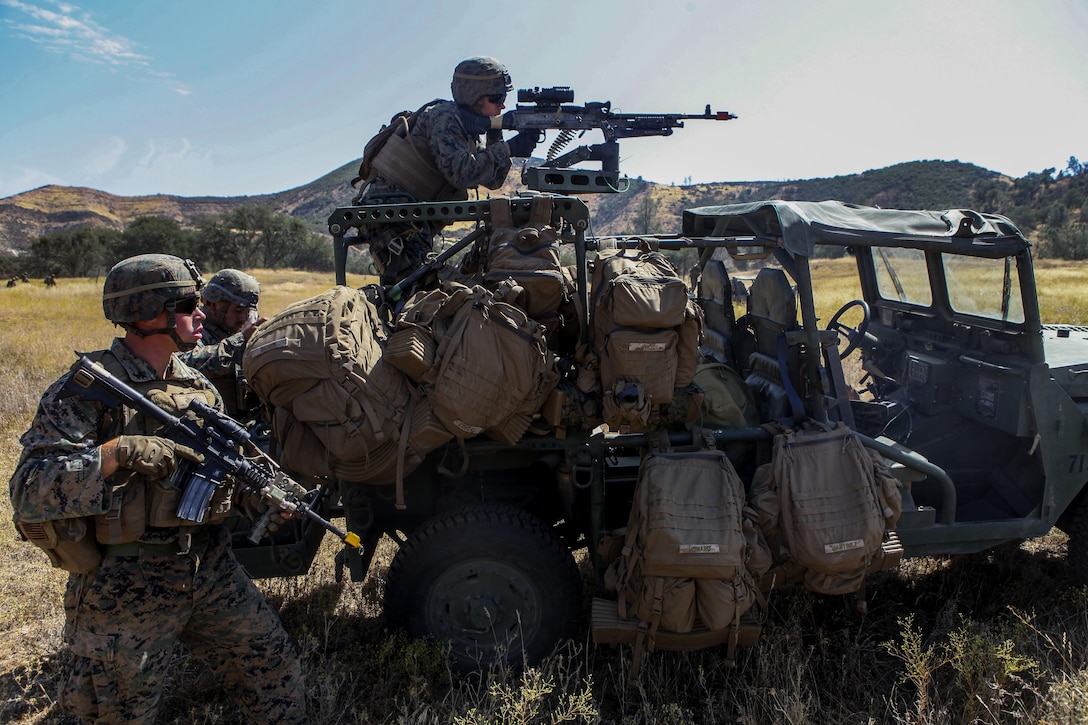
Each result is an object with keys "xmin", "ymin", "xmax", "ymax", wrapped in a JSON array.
[
  {"xmin": 168, "ymin": 295, "xmax": 200, "ymax": 315},
  {"xmin": 485, "ymin": 94, "xmax": 506, "ymax": 104}
]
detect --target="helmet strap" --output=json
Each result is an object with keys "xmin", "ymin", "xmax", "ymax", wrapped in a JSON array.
[{"xmin": 118, "ymin": 313, "xmax": 197, "ymax": 351}]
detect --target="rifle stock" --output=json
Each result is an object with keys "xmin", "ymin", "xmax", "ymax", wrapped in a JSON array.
[{"xmin": 63, "ymin": 356, "xmax": 361, "ymax": 549}]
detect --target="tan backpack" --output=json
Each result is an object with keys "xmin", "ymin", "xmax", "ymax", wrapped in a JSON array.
[
  {"xmin": 388, "ymin": 280, "xmax": 559, "ymax": 444},
  {"xmin": 750, "ymin": 422, "xmax": 903, "ymax": 597},
  {"xmin": 350, "ymin": 100, "xmax": 445, "ymax": 198},
  {"xmin": 242, "ymin": 286, "xmax": 414, "ymax": 480},
  {"xmin": 604, "ymin": 432, "xmax": 770, "ymax": 680},
  {"xmin": 482, "ymin": 196, "xmax": 567, "ymax": 334},
  {"xmin": 590, "ymin": 241, "xmax": 702, "ymax": 431}
]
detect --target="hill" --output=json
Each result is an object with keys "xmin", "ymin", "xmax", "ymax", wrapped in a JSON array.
[{"xmin": 0, "ymin": 160, "xmax": 1010, "ymax": 253}]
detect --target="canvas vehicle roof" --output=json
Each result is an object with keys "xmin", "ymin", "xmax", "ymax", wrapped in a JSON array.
[{"xmin": 682, "ymin": 200, "xmax": 1029, "ymax": 259}]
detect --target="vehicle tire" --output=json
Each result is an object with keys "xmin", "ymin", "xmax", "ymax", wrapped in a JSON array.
[{"xmin": 384, "ymin": 503, "xmax": 583, "ymax": 671}]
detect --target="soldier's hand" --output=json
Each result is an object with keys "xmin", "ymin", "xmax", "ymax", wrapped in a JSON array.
[
  {"xmin": 507, "ymin": 131, "xmax": 541, "ymax": 158},
  {"xmin": 115, "ymin": 435, "xmax": 203, "ymax": 479}
]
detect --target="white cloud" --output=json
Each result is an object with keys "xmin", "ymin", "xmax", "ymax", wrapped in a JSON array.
[
  {"xmin": 1, "ymin": 0, "xmax": 149, "ymax": 66},
  {"xmin": 81, "ymin": 136, "xmax": 126, "ymax": 177}
]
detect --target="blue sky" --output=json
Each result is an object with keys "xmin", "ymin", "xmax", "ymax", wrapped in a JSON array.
[{"xmin": 1, "ymin": 0, "xmax": 1086, "ymax": 199}]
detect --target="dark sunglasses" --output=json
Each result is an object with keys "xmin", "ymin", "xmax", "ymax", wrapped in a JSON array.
[
  {"xmin": 168, "ymin": 295, "xmax": 200, "ymax": 314},
  {"xmin": 485, "ymin": 94, "xmax": 506, "ymax": 104}
]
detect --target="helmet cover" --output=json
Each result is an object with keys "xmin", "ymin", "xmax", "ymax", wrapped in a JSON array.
[
  {"xmin": 202, "ymin": 269, "xmax": 260, "ymax": 309},
  {"xmin": 451, "ymin": 56, "xmax": 512, "ymax": 107},
  {"xmin": 102, "ymin": 254, "xmax": 204, "ymax": 324}
]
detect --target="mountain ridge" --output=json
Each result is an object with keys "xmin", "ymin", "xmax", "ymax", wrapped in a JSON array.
[{"xmin": 0, "ymin": 159, "xmax": 1009, "ymax": 253}]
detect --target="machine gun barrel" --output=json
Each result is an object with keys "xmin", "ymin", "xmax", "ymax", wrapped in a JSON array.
[{"xmin": 63, "ymin": 356, "xmax": 361, "ymax": 549}]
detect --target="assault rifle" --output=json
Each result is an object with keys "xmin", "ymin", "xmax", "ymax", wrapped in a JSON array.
[
  {"xmin": 497, "ymin": 86, "xmax": 736, "ymax": 194},
  {"xmin": 62, "ymin": 356, "xmax": 361, "ymax": 549}
]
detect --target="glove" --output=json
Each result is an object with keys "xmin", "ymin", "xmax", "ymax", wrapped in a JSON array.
[
  {"xmin": 507, "ymin": 131, "xmax": 541, "ymax": 158},
  {"xmin": 456, "ymin": 106, "xmax": 492, "ymax": 135},
  {"xmin": 486, "ymin": 128, "xmax": 504, "ymax": 146},
  {"xmin": 115, "ymin": 435, "xmax": 203, "ymax": 479}
]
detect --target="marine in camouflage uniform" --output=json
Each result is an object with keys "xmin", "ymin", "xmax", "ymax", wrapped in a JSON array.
[
  {"xmin": 354, "ymin": 56, "xmax": 540, "ymax": 285},
  {"xmin": 182, "ymin": 269, "xmax": 263, "ymax": 419},
  {"xmin": 8, "ymin": 255, "xmax": 308, "ymax": 724}
]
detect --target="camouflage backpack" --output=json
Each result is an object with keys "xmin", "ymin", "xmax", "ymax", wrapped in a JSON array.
[
  {"xmin": 241, "ymin": 286, "xmax": 420, "ymax": 496},
  {"xmin": 749, "ymin": 422, "xmax": 903, "ymax": 597},
  {"xmin": 482, "ymin": 196, "xmax": 568, "ymax": 335},
  {"xmin": 589, "ymin": 240, "xmax": 703, "ymax": 432},
  {"xmin": 604, "ymin": 431, "xmax": 769, "ymax": 680},
  {"xmin": 387, "ymin": 280, "xmax": 559, "ymax": 445}
]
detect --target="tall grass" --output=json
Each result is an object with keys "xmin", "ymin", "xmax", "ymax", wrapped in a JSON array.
[{"xmin": 3, "ymin": 265, "xmax": 1088, "ymax": 724}]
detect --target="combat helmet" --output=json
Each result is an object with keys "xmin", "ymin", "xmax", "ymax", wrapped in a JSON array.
[
  {"xmin": 451, "ymin": 57, "xmax": 512, "ymax": 107},
  {"xmin": 102, "ymin": 254, "xmax": 204, "ymax": 349},
  {"xmin": 202, "ymin": 269, "xmax": 260, "ymax": 309}
]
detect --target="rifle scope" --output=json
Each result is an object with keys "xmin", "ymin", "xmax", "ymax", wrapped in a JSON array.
[{"xmin": 518, "ymin": 86, "xmax": 575, "ymax": 105}]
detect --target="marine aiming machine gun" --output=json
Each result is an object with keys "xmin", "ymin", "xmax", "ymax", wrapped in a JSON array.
[
  {"xmin": 63, "ymin": 356, "xmax": 361, "ymax": 549},
  {"xmin": 497, "ymin": 86, "xmax": 736, "ymax": 194}
]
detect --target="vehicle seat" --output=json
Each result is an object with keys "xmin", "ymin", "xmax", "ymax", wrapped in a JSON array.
[
  {"xmin": 697, "ymin": 259, "xmax": 742, "ymax": 370},
  {"xmin": 746, "ymin": 267, "xmax": 798, "ymax": 358},
  {"xmin": 742, "ymin": 268, "xmax": 802, "ymax": 421}
]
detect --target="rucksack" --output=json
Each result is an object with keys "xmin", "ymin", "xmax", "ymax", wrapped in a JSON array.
[
  {"xmin": 481, "ymin": 196, "xmax": 567, "ymax": 335},
  {"xmin": 603, "ymin": 432, "xmax": 769, "ymax": 680},
  {"xmin": 350, "ymin": 100, "xmax": 441, "ymax": 191},
  {"xmin": 590, "ymin": 241, "xmax": 702, "ymax": 431},
  {"xmin": 242, "ymin": 286, "xmax": 420, "ymax": 494},
  {"xmin": 389, "ymin": 280, "xmax": 559, "ymax": 444},
  {"xmin": 749, "ymin": 422, "xmax": 903, "ymax": 598}
]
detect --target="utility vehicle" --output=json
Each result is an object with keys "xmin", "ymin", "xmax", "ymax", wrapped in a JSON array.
[{"xmin": 231, "ymin": 195, "xmax": 1088, "ymax": 670}]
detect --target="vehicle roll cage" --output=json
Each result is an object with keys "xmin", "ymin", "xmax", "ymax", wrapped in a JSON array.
[{"xmin": 327, "ymin": 196, "xmax": 1037, "ymax": 530}]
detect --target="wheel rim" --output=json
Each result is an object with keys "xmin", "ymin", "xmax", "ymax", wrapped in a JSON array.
[{"xmin": 424, "ymin": 558, "xmax": 542, "ymax": 661}]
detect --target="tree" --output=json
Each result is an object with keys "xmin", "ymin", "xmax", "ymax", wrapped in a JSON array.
[
  {"xmin": 117, "ymin": 216, "xmax": 192, "ymax": 262},
  {"xmin": 632, "ymin": 194, "xmax": 661, "ymax": 234},
  {"xmin": 27, "ymin": 227, "xmax": 122, "ymax": 277},
  {"xmin": 285, "ymin": 233, "xmax": 334, "ymax": 271}
]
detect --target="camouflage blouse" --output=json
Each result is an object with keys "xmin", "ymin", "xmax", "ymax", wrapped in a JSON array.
[{"xmin": 8, "ymin": 338, "xmax": 219, "ymax": 523}]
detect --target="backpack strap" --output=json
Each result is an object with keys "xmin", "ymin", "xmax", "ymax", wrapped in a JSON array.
[
  {"xmin": 529, "ymin": 195, "xmax": 553, "ymax": 226},
  {"xmin": 776, "ymin": 334, "xmax": 806, "ymax": 424},
  {"xmin": 489, "ymin": 197, "xmax": 513, "ymax": 229},
  {"xmin": 644, "ymin": 428, "xmax": 670, "ymax": 455},
  {"xmin": 393, "ymin": 397, "xmax": 416, "ymax": 511}
]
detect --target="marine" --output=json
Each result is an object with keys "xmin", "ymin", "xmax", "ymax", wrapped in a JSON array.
[
  {"xmin": 352, "ymin": 56, "xmax": 540, "ymax": 284},
  {"xmin": 8, "ymin": 254, "xmax": 308, "ymax": 724}
]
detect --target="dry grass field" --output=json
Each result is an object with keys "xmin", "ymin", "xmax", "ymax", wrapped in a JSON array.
[{"xmin": 4, "ymin": 261, "xmax": 1088, "ymax": 724}]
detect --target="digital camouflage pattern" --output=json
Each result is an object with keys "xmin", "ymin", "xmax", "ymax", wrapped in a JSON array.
[
  {"xmin": 360, "ymin": 100, "xmax": 511, "ymax": 284},
  {"xmin": 182, "ymin": 330, "xmax": 254, "ymax": 418},
  {"xmin": 9, "ymin": 338, "xmax": 308, "ymax": 723},
  {"xmin": 202, "ymin": 269, "xmax": 260, "ymax": 309},
  {"xmin": 102, "ymin": 254, "xmax": 204, "ymax": 325},
  {"xmin": 60, "ymin": 526, "xmax": 306, "ymax": 724}
]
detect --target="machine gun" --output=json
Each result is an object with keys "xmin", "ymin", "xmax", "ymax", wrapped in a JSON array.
[
  {"xmin": 497, "ymin": 86, "xmax": 736, "ymax": 194},
  {"xmin": 62, "ymin": 356, "xmax": 361, "ymax": 549}
]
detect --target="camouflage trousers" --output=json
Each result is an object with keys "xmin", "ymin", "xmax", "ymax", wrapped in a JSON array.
[{"xmin": 59, "ymin": 526, "xmax": 308, "ymax": 724}]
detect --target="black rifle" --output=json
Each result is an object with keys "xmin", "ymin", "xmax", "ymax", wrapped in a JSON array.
[
  {"xmin": 63, "ymin": 356, "xmax": 361, "ymax": 549},
  {"xmin": 499, "ymin": 86, "xmax": 736, "ymax": 193}
]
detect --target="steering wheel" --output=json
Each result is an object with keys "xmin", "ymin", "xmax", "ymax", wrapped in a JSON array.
[{"xmin": 826, "ymin": 299, "xmax": 872, "ymax": 358}]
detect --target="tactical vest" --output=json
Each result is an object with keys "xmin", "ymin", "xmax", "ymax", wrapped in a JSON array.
[
  {"xmin": 88, "ymin": 350, "xmax": 234, "ymax": 546},
  {"xmin": 364, "ymin": 101, "xmax": 464, "ymax": 202}
]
